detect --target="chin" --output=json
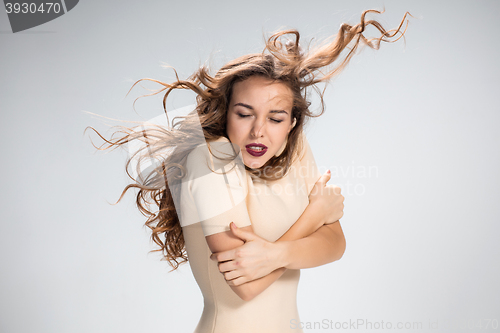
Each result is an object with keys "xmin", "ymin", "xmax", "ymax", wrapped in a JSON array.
[
  {"xmin": 243, "ymin": 156, "xmax": 268, "ymax": 169},
  {"xmin": 244, "ymin": 161, "xmax": 264, "ymax": 169}
]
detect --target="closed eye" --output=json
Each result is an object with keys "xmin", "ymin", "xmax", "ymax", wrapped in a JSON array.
[{"xmin": 237, "ymin": 113, "xmax": 283, "ymax": 123}]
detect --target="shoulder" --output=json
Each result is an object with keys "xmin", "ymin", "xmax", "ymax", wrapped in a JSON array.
[
  {"xmin": 186, "ymin": 136, "xmax": 235, "ymax": 161},
  {"xmin": 182, "ymin": 137, "xmax": 252, "ymax": 235},
  {"xmin": 293, "ymin": 131, "xmax": 312, "ymax": 164},
  {"xmin": 294, "ymin": 132, "xmax": 321, "ymax": 193},
  {"xmin": 184, "ymin": 136, "xmax": 245, "ymax": 183}
]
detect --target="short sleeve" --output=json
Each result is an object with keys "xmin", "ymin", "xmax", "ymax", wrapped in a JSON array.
[
  {"xmin": 181, "ymin": 137, "xmax": 252, "ymax": 236},
  {"xmin": 298, "ymin": 133, "xmax": 322, "ymax": 195}
]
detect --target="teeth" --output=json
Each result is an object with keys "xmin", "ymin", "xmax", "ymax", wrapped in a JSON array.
[{"xmin": 249, "ymin": 146, "xmax": 264, "ymax": 151}]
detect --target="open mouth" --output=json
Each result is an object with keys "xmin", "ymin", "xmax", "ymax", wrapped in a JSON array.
[{"xmin": 245, "ymin": 143, "xmax": 268, "ymax": 157}]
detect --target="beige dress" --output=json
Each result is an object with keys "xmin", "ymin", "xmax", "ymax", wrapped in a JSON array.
[{"xmin": 179, "ymin": 133, "xmax": 321, "ymax": 333}]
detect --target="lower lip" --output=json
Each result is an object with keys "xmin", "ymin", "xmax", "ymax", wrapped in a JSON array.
[{"xmin": 246, "ymin": 147, "xmax": 267, "ymax": 157}]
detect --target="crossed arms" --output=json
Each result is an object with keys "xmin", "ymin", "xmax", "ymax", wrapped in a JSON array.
[{"xmin": 205, "ymin": 170, "xmax": 346, "ymax": 301}]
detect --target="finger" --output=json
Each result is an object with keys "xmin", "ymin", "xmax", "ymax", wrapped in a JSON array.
[
  {"xmin": 315, "ymin": 170, "xmax": 331, "ymax": 187},
  {"xmin": 223, "ymin": 269, "xmax": 242, "ymax": 281},
  {"xmin": 218, "ymin": 260, "xmax": 238, "ymax": 273},
  {"xmin": 310, "ymin": 170, "xmax": 331, "ymax": 197},
  {"xmin": 325, "ymin": 184, "xmax": 342, "ymax": 195},
  {"xmin": 332, "ymin": 185, "xmax": 342, "ymax": 195},
  {"xmin": 229, "ymin": 222, "xmax": 256, "ymax": 242},
  {"xmin": 226, "ymin": 276, "xmax": 247, "ymax": 287},
  {"xmin": 210, "ymin": 249, "xmax": 236, "ymax": 263}
]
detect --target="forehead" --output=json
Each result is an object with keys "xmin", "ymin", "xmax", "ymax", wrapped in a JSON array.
[{"xmin": 231, "ymin": 76, "xmax": 293, "ymax": 107}]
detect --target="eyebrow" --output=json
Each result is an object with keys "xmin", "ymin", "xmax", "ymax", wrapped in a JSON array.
[{"xmin": 233, "ymin": 102, "xmax": 289, "ymax": 115}]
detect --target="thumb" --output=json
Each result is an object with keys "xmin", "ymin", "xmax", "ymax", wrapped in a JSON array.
[
  {"xmin": 316, "ymin": 169, "xmax": 331, "ymax": 187},
  {"xmin": 229, "ymin": 222, "xmax": 256, "ymax": 242}
]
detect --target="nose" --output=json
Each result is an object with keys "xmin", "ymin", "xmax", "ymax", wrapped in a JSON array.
[{"xmin": 251, "ymin": 118, "xmax": 266, "ymax": 138}]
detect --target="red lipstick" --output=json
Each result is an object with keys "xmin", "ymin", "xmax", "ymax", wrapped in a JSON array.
[{"xmin": 245, "ymin": 143, "xmax": 268, "ymax": 157}]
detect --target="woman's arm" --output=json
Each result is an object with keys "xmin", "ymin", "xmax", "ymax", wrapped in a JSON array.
[
  {"xmin": 208, "ymin": 170, "xmax": 345, "ymax": 301},
  {"xmin": 272, "ymin": 170, "xmax": 347, "ymax": 269},
  {"xmin": 274, "ymin": 221, "xmax": 346, "ymax": 269},
  {"xmin": 205, "ymin": 195, "xmax": 329, "ymax": 301}
]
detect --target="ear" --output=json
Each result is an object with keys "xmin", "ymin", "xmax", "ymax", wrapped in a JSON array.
[{"xmin": 289, "ymin": 117, "xmax": 297, "ymax": 132}]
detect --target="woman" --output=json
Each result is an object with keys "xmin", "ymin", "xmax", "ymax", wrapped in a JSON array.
[{"xmin": 88, "ymin": 9, "xmax": 409, "ymax": 332}]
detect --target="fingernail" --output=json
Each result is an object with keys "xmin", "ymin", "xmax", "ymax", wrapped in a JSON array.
[{"xmin": 327, "ymin": 169, "xmax": 331, "ymax": 174}]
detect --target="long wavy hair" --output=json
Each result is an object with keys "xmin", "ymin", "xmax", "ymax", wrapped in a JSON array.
[{"xmin": 86, "ymin": 9, "xmax": 410, "ymax": 270}]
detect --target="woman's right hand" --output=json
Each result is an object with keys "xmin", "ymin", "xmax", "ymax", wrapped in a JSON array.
[{"xmin": 308, "ymin": 170, "xmax": 344, "ymax": 226}]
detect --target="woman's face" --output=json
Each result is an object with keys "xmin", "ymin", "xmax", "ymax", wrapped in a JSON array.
[{"xmin": 226, "ymin": 76, "xmax": 294, "ymax": 169}]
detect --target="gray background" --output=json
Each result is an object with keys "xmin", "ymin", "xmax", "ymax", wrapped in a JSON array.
[{"xmin": 1, "ymin": 1, "xmax": 499, "ymax": 332}]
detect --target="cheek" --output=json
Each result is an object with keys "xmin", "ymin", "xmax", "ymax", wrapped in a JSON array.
[
  {"xmin": 226, "ymin": 115, "xmax": 242, "ymax": 142},
  {"xmin": 271, "ymin": 126, "xmax": 291, "ymax": 142}
]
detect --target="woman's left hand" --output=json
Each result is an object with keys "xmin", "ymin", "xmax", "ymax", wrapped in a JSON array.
[{"xmin": 210, "ymin": 222, "xmax": 285, "ymax": 286}]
